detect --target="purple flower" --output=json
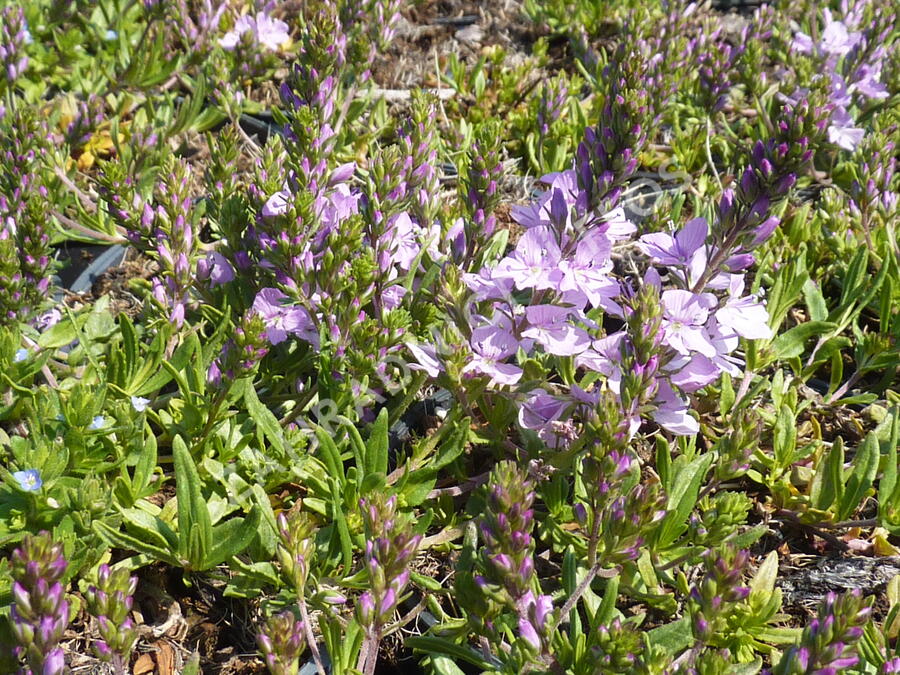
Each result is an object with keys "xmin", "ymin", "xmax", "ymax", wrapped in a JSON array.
[
  {"xmin": 462, "ymin": 324, "xmax": 522, "ymax": 386},
  {"xmin": 34, "ymin": 308, "xmax": 62, "ymax": 331},
  {"xmin": 220, "ymin": 12, "xmax": 290, "ymax": 51},
  {"xmin": 521, "ymin": 305, "xmax": 591, "ymax": 356},
  {"xmin": 828, "ymin": 107, "xmax": 865, "ymax": 152},
  {"xmin": 518, "ymin": 390, "xmax": 572, "ymax": 448},
  {"xmin": 715, "ymin": 276, "xmax": 773, "ymax": 340},
  {"xmin": 462, "ymin": 266, "xmax": 515, "ymax": 301},
  {"xmin": 638, "ymin": 217, "xmax": 708, "ymax": 286},
  {"xmin": 493, "ymin": 226, "xmax": 563, "ymax": 291},
  {"xmin": 130, "ymin": 396, "xmax": 150, "ymax": 413},
  {"xmin": 13, "ymin": 469, "xmax": 42, "ymax": 492},
  {"xmin": 197, "ymin": 251, "xmax": 235, "ymax": 286},
  {"xmin": 660, "ymin": 290, "xmax": 716, "ymax": 357},
  {"xmin": 558, "ymin": 230, "xmax": 619, "ymax": 309},
  {"xmin": 792, "ymin": 10, "xmax": 861, "ymax": 57},
  {"xmin": 261, "ymin": 190, "xmax": 290, "ymax": 218},
  {"xmin": 652, "ymin": 380, "xmax": 699, "ymax": 435},
  {"xmin": 883, "ymin": 657, "xmax": 900, "ymax": 673},
  {"xmin": 406, "ymin": 341, "xmax": 442, "ymax": 378},
  {"xmin": 252, "ymin": 288, "xmax": 317, "ymax": 346},
  {"xmin": 380, "ymin": 212, "xmax": 420, "ymax": 271}
]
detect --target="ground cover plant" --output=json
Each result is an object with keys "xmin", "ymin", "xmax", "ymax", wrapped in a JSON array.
[{"xmin": 0, "ymin": 0, "xmax": 899, "ymax": 672}]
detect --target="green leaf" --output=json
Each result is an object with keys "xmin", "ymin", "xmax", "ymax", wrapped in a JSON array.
[
  {"xmin": 837, "ymin": 431, "xmax": 880, "ymax": 521},
  {"xmin": 803, "ymin": 279, "xmax": 828, "ymax": 322},
  {"xmin": 92, "ymin": 520, "xmax": 179, "ymax": 568},
  {"xmin": 330, "ymin": 478, "xmax": 353, "ymax": 572},
  {"xmin": 172, "ymin": 435, "xmax": 212, "ymax": 568},
  {"xmin": 769, "ymin": 321, "xmax": 836, "ymax": 360},
  {"xmin": 647, "ymin": 616, "xmax": 693, "ymax": 654},
  {"xmin": 244, "ymin": 382, "xmax": 287, "ymax": 456},
  {"xmin": 134, "ymin": 333, "xmax": 194, "ymax": 396},
  {"xmin": 366, "ymin": 408, "xmax": 389, "ymax": 477},
  {"xmin": 811, "ymin": 437, "xmax": 844, "ymax": 512},
  {"xmin": 878, "ymin": 413, "xmax": 900, "ymax": 531},
  {"xmin": 38, "ymin": 314, "xmax": 85, "ymax": 349},
  {"xmin": 749, "ymin": 550, "xmax": 779, "ymax": 595},
  {"xmin": 655, "ymin": 453, "xmax": 714, "ymax": 548},
  {"xmin": 773, "ymin": 404, "xmax": 797, "ymax": 471},
  {"xmin": 315, "ymin": 426, "xmax": 345, "ymax": 482},
  {"xmin": 428, "ymin": 655, "xmax": 467, "ymax": 675},
  {"xmin": 204, "ymin": 506, "xmax": 260, "ymax": 569},
  {"xmin": 120, "ymin": 507, "xmax": 178, "ymax": 550},
  {"xmin": 406, "ymin": 636, "xmax": 494, "ymax": 670}
]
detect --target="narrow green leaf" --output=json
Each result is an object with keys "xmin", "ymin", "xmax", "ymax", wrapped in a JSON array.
[
  {"xmin": 92, "ymin": 521, "xmax": 179, "ymax": 567},
  {"xmin": 204, "ymin": 507, "xmax": 261, "ymax": 569},
  {"xmin": 655, "ymin": 454, "xmax": 714, "ymax": 548},
  {"xmin": 135, "ymin": 335, "xmax": 195, "ymax": 396},
  {"xmin": 769, "ymin": 322, "xmax": 836, "ymax": 360},
  {"xmin": 173, "ymin": 435, "xmax": 212, "ymax": 566},
  {"xmin": 315, "ymin": 426, "xmax": 345, "ymax": 482},
  {"xmin": 773, "ymin": 404, "xmax": 798, "ymax": 471},
  {"xmin": 119, "ymin": 314, "xmax": 138, "ymax": 381},
  {"xmin": 803, "ymin": 279, "xmax": 828, "ymax": 322},
  {"xmin": 331, "ymin": 479, "xmax": 353, "ymax": 572},
  {"xmin": 838, "ymin": 432, "xmax": 880, "ymax": 520},
  {"xmin": 647, "ymin": 616, "xmax": 693, "ymax": 654},
  {"xmin": 244, "ymin": 383, "xmax": 286, "ymax": 456},
  {"xmin": 811, "ymin": 437, "xmax": 843, "ymax": 512},
  {"xmin": 120, "ymin": 507, "xmax": 178, "ymax": 550},
  {"xmin": 406, "ymin": 637, "xmax": 494, "ymax": 670},
  {"xmin": 366, "ymin": 408, "xmax": 389, "ymax": 476},
  {"xmin": 749, "ymin": 550, "xmax": 779, "ymax": 595}
]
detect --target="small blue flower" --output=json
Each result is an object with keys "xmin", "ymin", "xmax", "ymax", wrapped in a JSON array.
[
  {"xmin": 14, "ymin": 348, "xmax": 28, "ymax": 362},
  {"xmin": 131, "ymin": 396, "xmax": 150, "ymax": 412},
  {"xmin": 89, "ymin": 415, "xmax": 106, "ymax": 430},
  {"xmin": 104, "ymin": 29, "xmax": 118, "ymax": 41},
  {"xmin": 13, "ymin": 469, "xmax": 42, "ymax": 492}
]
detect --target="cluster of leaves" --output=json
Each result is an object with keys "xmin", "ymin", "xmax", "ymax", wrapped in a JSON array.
[{"xmin": 0, "ymin": 0, "xmax": 899, "ymax": 674}]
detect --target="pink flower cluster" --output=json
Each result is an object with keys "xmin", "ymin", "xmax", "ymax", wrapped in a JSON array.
[
  {"xmin": 250, "ymin": 164, "xmax": 435, "ymax": 353},
  {"xmin": 410, "ymin": 167, "xmax": 773, "ymax": 440},
  {"xmin": 791, "ymin": 6, "xmax": 889, "ymax": 151}
]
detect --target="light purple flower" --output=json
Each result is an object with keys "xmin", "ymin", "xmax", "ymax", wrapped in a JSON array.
[
  {"xmin": 406, "ymin": 341, "xmax": 442, "ymax": 377},
  {"xmin": 493, "ymin": 226, "xmax": 562, "ymax": 291},
  {"xmin": 197, "ymin": 251, "xmax": 235, "ymax": 286},
  {"xmin": 35, "ymin": 309, "xmax": 62, "ymax": 331},
  {"xmin": 381, "ymin": 212, "xmax": 420, "ymax": 271},
  {"xmin": 130, "ymin": 396, "xmax": 150, "ymax": 413},
  {"xmin": 220, "ymin": 12, "xmax": 290, "ymax": 51},
  {"xmin": 462, "ymin": 266, "xmax": 515, "ymax": 301},
  {"xmin": 14, "ymin": 348, "xmax": 27, "ymax": 362},
  {"xmin": 13, "ymin": 469, "xmax": 42, "ymax": 492},
  {"xmin": 261, "ymin": 190, "xmax": 290, "ymax": 218},
  {"xmin": 828, "ymin": 107, "xmax": 865, "ymax": 152},
  {"xmin": 793, "ymin": 10, "xmax": 860, "ymax": 57},
  {"xmin": 381, "ymin": 284, "xmax": 407, "ymax": 310},
  {"xmin": 661, "ymin": 290, "xmax": 716, "ymax": 357},
  {"xmin": 252, "ymin": 288, "xmax": 317, "ymax": 346},
  {"xmin": 652, "ymin": 380, "xmax": 699, "ymax": 435},
  {"xmin": 852, "ymin": 63, "xmax": 888, "ymax": 100},
  {"xmin": 462, "ymin": 324, "xmax": 522, "ymax": 386},
  {"xmin": 521, "ymin": 305, "xmax": 591, "ymax": 356},
  {"xmin": 638, "ymin": 217, "xmax": 708, "ymax": 286},
  {"xmin": 558, "ymin": 230, "xmax": 619, "ymax": 309},
  {"xmin": 715, "ymin": 276, "xmax": 773, "ymax": 340}
]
